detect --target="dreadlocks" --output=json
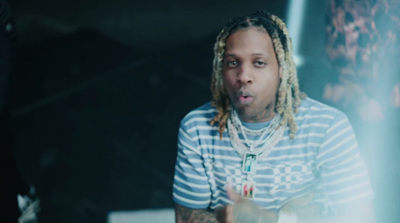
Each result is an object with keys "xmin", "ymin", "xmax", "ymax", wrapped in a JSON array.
[{"xmin": 210, "ymin": 11, "xmax": 304, "ymax": 139}]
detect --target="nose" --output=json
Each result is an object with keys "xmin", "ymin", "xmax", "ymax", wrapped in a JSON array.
[{"xmin": 237, "ymin": 65, "xmax": 253, "ymax": 84}]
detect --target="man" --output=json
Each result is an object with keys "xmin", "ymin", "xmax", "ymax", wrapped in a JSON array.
[{"xmin": 173, "ymin": 11, "xmax": 374, "ymax": 223}]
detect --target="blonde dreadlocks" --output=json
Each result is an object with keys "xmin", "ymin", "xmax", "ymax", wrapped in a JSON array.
[{"xmin": 210, "ymin": 11, "xmax": 304, "ymax": 139}]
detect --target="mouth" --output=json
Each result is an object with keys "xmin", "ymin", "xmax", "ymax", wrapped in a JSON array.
[
  {"xmin": 238, "ymin": 95, "xmax": 254, "ymax": 103},
  {"xmin": 236, "ymin": 90, "xmax": 254, "ymax": 104}
]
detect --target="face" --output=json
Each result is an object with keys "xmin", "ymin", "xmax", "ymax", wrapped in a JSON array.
[{"xmin": 223, "ymin": 27, "xmax": 281, "ymax": 122}]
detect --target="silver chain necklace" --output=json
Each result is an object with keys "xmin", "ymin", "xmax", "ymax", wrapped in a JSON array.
[
  {"xmin": 228, "ymin": 110, "xmax": 283, "ymax": 157},
  {"xmin": 227, "ymin": 110, "xmax": 285, "ymax": 199}
]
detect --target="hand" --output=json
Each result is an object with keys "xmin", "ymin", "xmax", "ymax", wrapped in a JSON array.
[
  {"xmin": 215, "ymin": 185, "xmax": 278, "ymax": 223},
  {"xmin": 214, "ymin": 186, "xmax": 237, "ymax": 223}
]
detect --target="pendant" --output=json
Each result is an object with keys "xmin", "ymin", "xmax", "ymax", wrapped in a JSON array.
[
  {"xmin": 241, "ymin": 180, "xmax": 255, "ymax": 199},
  {"xmin": 242, "ymin": 153, "xmax": 257, "ymax": 173}
]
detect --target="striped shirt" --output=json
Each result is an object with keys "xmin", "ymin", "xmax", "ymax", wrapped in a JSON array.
[{"xmin": 173, "ymin": 97, "xmax": 373, "ymax": 215}]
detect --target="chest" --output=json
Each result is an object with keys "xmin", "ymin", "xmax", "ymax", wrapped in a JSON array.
[{"xmin": 202, "ymin": 139, "xmax": 318, "ymax": 208}]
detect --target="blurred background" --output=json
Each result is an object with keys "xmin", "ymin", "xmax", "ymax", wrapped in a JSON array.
[{"xmin": 1, "ymin": 0, "xmax": 399, "ymax": 222}]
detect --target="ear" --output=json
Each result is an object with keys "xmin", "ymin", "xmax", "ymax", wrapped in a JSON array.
[{"xmin": 279, "ymin": 66, "xmax": 283, "ymax": 79}]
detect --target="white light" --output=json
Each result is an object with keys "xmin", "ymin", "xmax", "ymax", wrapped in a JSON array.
[{"xmin": 286, "ymin": 0, "xmax": 307, "ymax": 67}]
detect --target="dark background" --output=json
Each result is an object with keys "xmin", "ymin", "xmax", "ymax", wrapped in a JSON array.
[{"xmin": 5, "ymin": 0, "xmax": 399, "ymax": 222}]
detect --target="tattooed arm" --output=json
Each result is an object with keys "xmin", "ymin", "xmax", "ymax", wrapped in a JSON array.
[{"xmin": 175, "ymin": 203, "xmax": 217, "ymax": 223}]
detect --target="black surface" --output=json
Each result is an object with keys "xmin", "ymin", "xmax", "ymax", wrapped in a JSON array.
[
  {"xmin": 5, "ymin": 1, "xmax": 400, "ymax": 222},
  {"xmin": 10, "ymin": 28, "xmax": 213, "ymax": 223}
]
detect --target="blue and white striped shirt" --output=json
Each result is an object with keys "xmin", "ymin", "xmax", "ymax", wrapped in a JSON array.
[{"xmin": 173, "ymin": 97, "xmax": 373, "ymax": 215}]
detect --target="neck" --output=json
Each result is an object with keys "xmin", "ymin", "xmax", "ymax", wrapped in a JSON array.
[{"xmin": 239, "ymin": 107, "xmax": 275, "ymax": 123}]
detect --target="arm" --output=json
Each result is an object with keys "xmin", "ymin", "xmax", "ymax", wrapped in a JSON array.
[
  {"xmin": 173, "ymin": 118, "xmax": 215, "ymax": 221},
  {"xmin": 175, "ymin": 203, "xmax": 217, "ymax": 223}
]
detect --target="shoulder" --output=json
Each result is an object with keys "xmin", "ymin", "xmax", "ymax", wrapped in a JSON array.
[
  {"xmin": 296, "ymin": 97, "xmax": 346, "ymax": 120},
  {"xmin": 180, "ymin": 102, "xmax": 217, "ymax": 128},
  {"xmin": 293, "ymin": 97, "xmax": 351, "ymax": 137}
]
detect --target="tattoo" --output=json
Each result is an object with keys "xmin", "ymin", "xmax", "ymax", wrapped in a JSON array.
[
  {"xmin": 175, "ymin": 204, "xmax": 217, "ymax": 223},
  {"xmin": 241, "ymin": 105, "xmax": 275, "ymax": 122},
  {"xmin": 260, "ymin": 105, "xmax": 274, "ymax": 121},
  {"xmin": 176, "ymin": 204, "xmax": 193, "ymax": 221}
]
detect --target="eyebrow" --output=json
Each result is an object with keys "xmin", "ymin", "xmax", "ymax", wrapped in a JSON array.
[{"xmin": 224, "ymin": 53, "xmax": 265, "ymax": 57}]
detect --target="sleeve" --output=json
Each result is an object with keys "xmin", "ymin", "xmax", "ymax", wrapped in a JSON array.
[
  {"xmin": 172, "ymin": 119, "xmax": 212, "ymax": 209},
  {"xmin": 315, "ymin": 111, "xmax": 373, "ymax": 214}
]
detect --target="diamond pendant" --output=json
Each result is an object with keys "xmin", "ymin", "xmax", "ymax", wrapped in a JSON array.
[
  {"xmin": 241, "ymin": 179, "xmax": 256, "ymax": 198},
  {"xmin": 242, "ymin": 153, "xmax": 257, "ymax": 173}
]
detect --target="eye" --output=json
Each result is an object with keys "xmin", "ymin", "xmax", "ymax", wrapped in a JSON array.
[
  {"xmin": 255, "ymin": 60, "xmax": 266, "ymax": 67},
  {"xmin": 226, "ymin": 60, "xmax": 238, "ymax": 68}
]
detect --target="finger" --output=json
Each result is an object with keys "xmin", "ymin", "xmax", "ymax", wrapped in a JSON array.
[
  {"xmin": 226, "ymin": 205, "xmax": 234, "ymax": 223},
  {"xmin": 226, "ymin": 184, "xmax": 241, "ymax": 202}
]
